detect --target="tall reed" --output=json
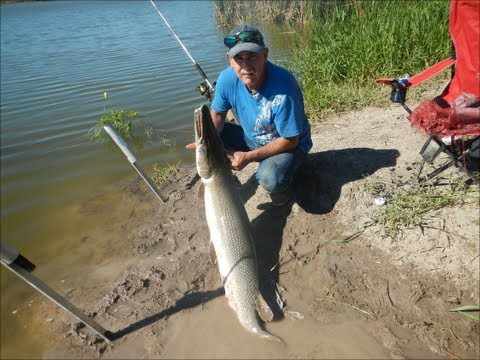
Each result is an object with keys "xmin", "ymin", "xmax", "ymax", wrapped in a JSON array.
[{"xmin": 215, "ymin": 0, "xmax": 328, "ymax": 27}]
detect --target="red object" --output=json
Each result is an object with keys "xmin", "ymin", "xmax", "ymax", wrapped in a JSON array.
[
  {"xmin": 408, "ymin": 58, "xmax": 457, "ymax": 88},
  {"xmin": 376, "ymin": 0, "xmax": 480, "ymax": 137},
  {"xmin": 375, "ymin": 58, "xmax": 456, "ymax": 88},
  {"xmin": 438, "ymin": 0, "xmax": 480, "ymax": 104},
  {"xmin": 408, "ymin": 0, "xmax": 480, "ymax": 137}
]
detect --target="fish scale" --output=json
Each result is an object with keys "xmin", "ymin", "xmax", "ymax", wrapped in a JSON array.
[{"xmin": 194, "ymin": 104, "xmax": 282, "ymax": 343}]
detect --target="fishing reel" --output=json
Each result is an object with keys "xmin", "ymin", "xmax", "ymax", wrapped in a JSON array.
[{"xmin": 197, "ymin": 81, "xmax": 216, "ymax": 102}]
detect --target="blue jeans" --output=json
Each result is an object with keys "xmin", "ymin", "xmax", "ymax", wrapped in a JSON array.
[{"xmin": 220, "ymin": 122, "xmax": 306, "ymax": 194}]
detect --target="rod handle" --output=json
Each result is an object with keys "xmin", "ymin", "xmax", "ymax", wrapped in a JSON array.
[
  {"xmin": 103, "ymin": 125, "xmax": 137, "ymax": 163},
  {"xmin": 1, "ymin": 240, "xmax": 36, "ymax": 272}
]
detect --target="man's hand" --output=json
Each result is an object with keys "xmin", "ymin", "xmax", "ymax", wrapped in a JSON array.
[
  {"xmin": 185, "ymin": 142, "xmax": 196, "ymax": 150},
  {"xmin": 230, "ymin": 150, "xmax": 253, "ymax": 171}
]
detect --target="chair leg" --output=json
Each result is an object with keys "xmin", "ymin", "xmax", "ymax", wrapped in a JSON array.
[
  {"xmin": 415, "ymin": 158, "xmax": 427, "ymax": 183},
  {"xmin": 416, "ymin": 136, "xmax": 480, "ymax": 185},
  {"xmin": 425, "ymin": 160, "xmax": 454, "ymax": 180},
  {"xmin": 441, "ymin": 139, "xmax": 480, "ymax": 185}
]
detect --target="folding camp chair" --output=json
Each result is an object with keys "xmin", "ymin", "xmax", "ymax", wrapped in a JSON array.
[{"xmin": 376, "ymin": 0, "xmax": 480, "ymax": 185}]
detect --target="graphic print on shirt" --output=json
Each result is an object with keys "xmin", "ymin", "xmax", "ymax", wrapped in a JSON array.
[{"xmin": 253, "ymin": 94, "xmax": 285, "ymax": 147}]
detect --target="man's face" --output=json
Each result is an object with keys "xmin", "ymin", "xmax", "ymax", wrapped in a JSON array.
[{"xmin": 227, "ymin": 48, "xmax": 268, "ymax": 92}]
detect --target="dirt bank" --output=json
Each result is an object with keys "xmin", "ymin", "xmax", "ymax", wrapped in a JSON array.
[{"xmin": 6, "ymin": 102, "xmax": 480, "ymax": 359}]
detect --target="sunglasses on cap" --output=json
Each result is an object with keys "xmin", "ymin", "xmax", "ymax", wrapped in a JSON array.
[{"xmin": 224, "ymin": 30, "xmax": 263, "ymax": 48}]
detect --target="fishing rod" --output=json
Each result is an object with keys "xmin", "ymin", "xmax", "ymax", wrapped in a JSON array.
[{"xmin": 148, "ymin": 0, "xmax": 215, "ymax": 101}]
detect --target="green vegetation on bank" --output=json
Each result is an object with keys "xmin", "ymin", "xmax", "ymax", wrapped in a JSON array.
[
  {"xmin": 215, "ymin": 0, "xmax": 451, "ymax": 119},
  {"xmin": 151, "ymin": 161, "xmax": 182, "ymax": 185},
  {"xmin": 332, "ymin": 174, "xmax": 479, "ymax": 242},
  {"xmin": 89, "ymin": 110, "xmax": 143, "ymax": 141},
  {"xmin": 371, "ymin": 179, "xmax": 473, "ymax": 238},
  {"xmin": 88, "ymin": 93, "xmax": 179, "ymax": 183}
]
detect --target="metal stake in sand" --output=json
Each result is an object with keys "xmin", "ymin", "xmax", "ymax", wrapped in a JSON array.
[
  {"xmin": 0, "ymin": 240, "xmax": 112, "ymax": 342},
  {"xmin": 101, "ymin": 91, "xmax": 166, "ymax": 204},
  {"xmin": 102, "ymin": 124, "xmax": 167, "ymax": 204}
]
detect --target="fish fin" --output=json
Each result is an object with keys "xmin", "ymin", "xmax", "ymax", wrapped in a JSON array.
[
  {"xmin": 209, "ymin": 241, "xmax": 217, "ymax": 265},
  {"xmin": 259, "ymin": 331, "xmax": 284, "ymax": 344},
  {"xmin": 256, "ymin": 293, "xmax": 274, "ymax": 322},
  {"xmin": 197, "ymin": 182, "xmax": 205, "ymax": 199},
  {"xmin": 284, "ymin": 309, "xmax": 305, "ymax": 320}
]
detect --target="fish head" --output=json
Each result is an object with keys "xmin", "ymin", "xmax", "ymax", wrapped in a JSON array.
[{"xmin": 194, "ymin": 104, "xmax": 229, "ymax": 179}]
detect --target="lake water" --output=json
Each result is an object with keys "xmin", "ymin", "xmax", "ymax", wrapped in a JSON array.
[{"xmin": 0, "ymin": 1, "xmax": 295, "ymax": 357}]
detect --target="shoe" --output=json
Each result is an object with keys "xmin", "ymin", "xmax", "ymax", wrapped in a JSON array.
[{"xmin": 270, "ymin": 188, "xmax": 293, "ymax": 206}]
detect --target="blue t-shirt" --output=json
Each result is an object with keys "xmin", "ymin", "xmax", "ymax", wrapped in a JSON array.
[{"xmin": 212, "ymin": 61, "xmax": 312, "ymax": 154}]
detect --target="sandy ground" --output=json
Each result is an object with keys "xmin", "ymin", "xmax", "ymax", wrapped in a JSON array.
[{"xmin": 6, "ymin": 101, "xmax": 480, "ymax": 359}]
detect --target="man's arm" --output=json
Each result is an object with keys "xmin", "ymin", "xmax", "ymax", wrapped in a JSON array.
[{"xmin": 210, "ymin": 109, "xmax": 227, "ymax": 133}]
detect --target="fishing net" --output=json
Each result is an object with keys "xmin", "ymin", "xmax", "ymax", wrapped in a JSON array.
[{"xmin": 407, "ymin": 94, "xmax": 480, "ymax": 137}]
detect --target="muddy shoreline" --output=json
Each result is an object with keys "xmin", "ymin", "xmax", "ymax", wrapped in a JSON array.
[{"xmin": 3, "ymin": 104, "xmax": 479, "ymax": 359}]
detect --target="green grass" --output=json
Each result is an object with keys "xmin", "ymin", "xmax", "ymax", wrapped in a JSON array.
[
  {"xmin": 373, "ymin": 176, "xmax": 477, "ymax": 238},
  {"xmin": 362, "ymin": 176, "xmax": 388, "ymax": 197},
  {"xmin": 151, "ymin": 161, "xmax": 182, "ymax": 185},
  {"xmin": 89, "ymin": 109, "xmax": 143, "ymax": 141},
  {"xmin": 290, "ymin": 0, "xmax": 451, "ymax": 119},
  {"xmin": 449, "ymin": 305, "xmax": 480, "ymax": 324},
  {"xmin": 331, "ymin": 174, "xmax": 479, "ymax": 242},
  {"xmin": 89, "ymin": 105, "xmax": 176, "ymax": 147},
  {"xmin": 375, "ymin": 184, "xmax": 466, "ymax": 238}
]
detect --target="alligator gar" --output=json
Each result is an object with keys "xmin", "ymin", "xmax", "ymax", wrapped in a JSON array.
[{"xmin": 194, "ymin": 104, "xmax": 282, "ymax": 343}]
